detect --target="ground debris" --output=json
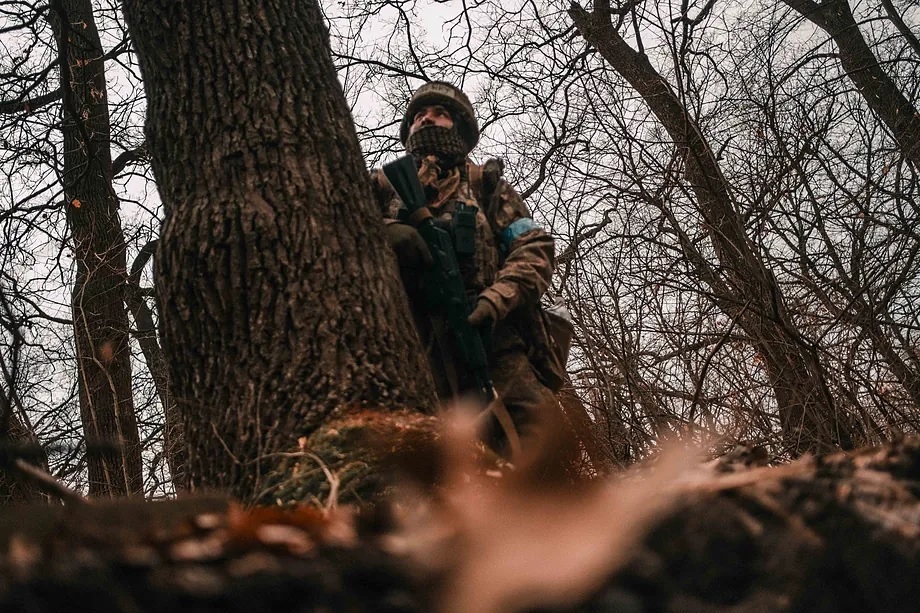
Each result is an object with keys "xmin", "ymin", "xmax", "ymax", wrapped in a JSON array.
[
  {"xmin": 0, "ymin": 438, "xmax": 919, "ymax": 612},
  {"xmin": 0, "ymin": 497, "xmax": 424, "ymax": 612}
]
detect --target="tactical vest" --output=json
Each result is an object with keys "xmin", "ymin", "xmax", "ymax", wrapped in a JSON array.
[
  {"xmin": 377, "ymin": 160, "xmax": 502, "ymax": 294},
  {"xmin": 377, "ymin": 159, "xmax": 573, "ymax": 392}
]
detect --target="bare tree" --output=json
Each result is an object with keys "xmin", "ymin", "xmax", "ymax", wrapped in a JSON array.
[
  {"xmin": 567, "ymin": 1, "xmax": 859, "ymax": 453},
  {"xmin": 49, "ymin": 0, "xmax": 141, "ymax": 496},
  {"xmin": 1, "ymin": 0, "xmax": 173, "ymax": 496},
  {"xmin": 782, "ymin": 0, "xmax": 920, "ymax": 169},
  {"xmin": 0, "ymin": 287, "xmax": 48, "ymax": 503}
]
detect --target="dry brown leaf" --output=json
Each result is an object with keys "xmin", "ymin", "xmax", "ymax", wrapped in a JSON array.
[
  {"xmin": 385, "ymin": 415, "xmax": 700, "ymax": 613},
  {"xmin": 322, "ymin": 508, "xmax": 358, "ymax": 547},
  {"xmin": 8, "ymin": 536, "xmax": 40, "ymax": 574},
  {"xmin": 169, "ymin": 534, "xmax": 225, "ymax": 562},
  {"xmin": 97, "ymin": 340, "xmax": 115, "ymax": 363},
  {"xmin": 254, "ymin": 524, "xmax": 313, "ymax": 555},
  {"xmin": 192, "ymin": 513, "xmax": 224, "ymax": 531},
  {"xmin": 226, "ymin": 503, "xmax": 327, "ymax": 543},
  {"xmin": 438, "ymin": 443, "xmax": 697, "ymax": 613}
]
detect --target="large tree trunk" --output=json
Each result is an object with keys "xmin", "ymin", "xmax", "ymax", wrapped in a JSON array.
[
  {"xmin": 783, "ymin": 0, "xmax": 920, "ymax": 170},
  {"xmin": 51, "ymin": 0, "xmax": 142, "ymax": 497},
  {"xmin": 569, "ymin": 3, "xmax": 856, "ymax": 455},
  {"xmin": 122, "ymin": 0, "xmax": 438, "ymax": 501}
]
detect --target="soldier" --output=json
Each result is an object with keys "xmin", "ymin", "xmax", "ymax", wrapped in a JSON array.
[{"xmin": 371, "ymin": 81, "xmax": 569, "ymax": 468}]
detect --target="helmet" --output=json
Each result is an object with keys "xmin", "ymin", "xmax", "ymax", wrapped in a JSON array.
[{"xmin": 399, "ymin": 81, "xmax": 480, "ymax": 152}]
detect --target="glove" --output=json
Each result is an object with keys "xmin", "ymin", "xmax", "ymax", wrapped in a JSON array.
[
  {"xmin": 467, "ymin": 298, "xmax": 499, "ymax": 329},
  {"xmin": 385, "ymin": 222, "xmax": 433, "ymax": 270}
]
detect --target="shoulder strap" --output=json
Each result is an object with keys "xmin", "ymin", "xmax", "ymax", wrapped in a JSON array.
[
  {"xmin": 467, "ymin": 161, "xmax": 484, "ymax": 205},
  {"xmin": 466, "ymin": 158, "xmax": 504, "ymax": 207}
]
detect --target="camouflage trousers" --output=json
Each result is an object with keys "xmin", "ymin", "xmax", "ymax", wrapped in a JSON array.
[
  {"xmin": 480, "ymin": 328, "xmax": 567, "ymax": 463},
  {"xmin": 428, "ymin": 314, "xmax": 561, "ymax": 448}
]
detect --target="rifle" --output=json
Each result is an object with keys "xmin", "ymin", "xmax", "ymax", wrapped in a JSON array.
[{"xmin": 382, "ymin": 155, "xmax": 521, "ymax": 460}]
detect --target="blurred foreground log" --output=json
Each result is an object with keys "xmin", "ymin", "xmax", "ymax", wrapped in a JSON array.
[{"xmin": 2, "ymin": 438, "xmax": 920, "ymax": 612}]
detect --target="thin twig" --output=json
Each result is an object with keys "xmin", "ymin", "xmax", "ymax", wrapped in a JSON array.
[{"xmin": 11, "ymin": 458, "xmax": 86, "ymax": 505}]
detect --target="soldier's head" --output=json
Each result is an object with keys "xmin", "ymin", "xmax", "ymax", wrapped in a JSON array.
[{"xmin": 400, "ymin": 81, "xmax": 479, "ymax": 168}]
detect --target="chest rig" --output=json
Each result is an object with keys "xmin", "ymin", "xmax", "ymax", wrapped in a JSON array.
[{"xmin": 384, "ymin": 161, "xmax": 501, "ymax": 293}]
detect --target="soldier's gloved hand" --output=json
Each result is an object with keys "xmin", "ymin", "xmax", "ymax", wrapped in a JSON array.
[
  {"xmin": 468, "ymin": 298, "xmax": 499, "ymax": 329},
  {"xmin": 385, "ymin": 222, "xmax": 433, "ymax": 270}
]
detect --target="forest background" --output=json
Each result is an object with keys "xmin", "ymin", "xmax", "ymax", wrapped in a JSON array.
[{"xmin": 1, "ymin": 0, "xmax": 920, "ymax": 499}]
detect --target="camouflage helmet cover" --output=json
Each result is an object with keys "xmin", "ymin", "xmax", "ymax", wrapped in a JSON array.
[{"xmin": 399, "ymin": 81, "xmax": 480, "ymax": 151}]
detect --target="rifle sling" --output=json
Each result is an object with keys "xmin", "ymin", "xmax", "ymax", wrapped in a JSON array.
[
  {"xmin": 486, "ymin": 395, "xmax": 522, "ymax": 463},
  {"xmin": 429, "ymin": 314, "xmax": 462, "ymax": 399}
]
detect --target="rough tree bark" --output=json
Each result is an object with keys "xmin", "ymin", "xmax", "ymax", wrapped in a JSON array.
[
  {"xmin": 783, "ymin": 0, "xmax": 920, "ymax": 170},
  {"xmin": 121, "ymin": 0, "xmax": 438, "ymax": 501},
  {"xmin": 569, "ymin": 2, "xmax": 855, "ymax": 454},
  {"xmin": 50, "ymin": 0, "xmax": 142, "ymax": 497}
]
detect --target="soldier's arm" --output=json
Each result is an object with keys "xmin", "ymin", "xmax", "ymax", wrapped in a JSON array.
[{"xmin": 480, "ymin": 179, "xmax": 554, "ymax": 320}]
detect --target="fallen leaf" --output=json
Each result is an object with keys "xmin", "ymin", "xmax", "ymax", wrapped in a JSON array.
[
  {"xmin": 169, "ymin": 535, "xmax": 225, "ymax": 562},
  {"xmin": 8, "ymin": 536, "xmax": 41, "ymax": 573},
  {"xmin": 255, "ymin": 524, "xmax": 313, "ymax": 555},
  {"xmin": 387, "ymin": 415, "xmax": 701, "ymax": 613},
  {"xmin": 439, "ymin": 444, "xmax": 697, "ymax": 613}
]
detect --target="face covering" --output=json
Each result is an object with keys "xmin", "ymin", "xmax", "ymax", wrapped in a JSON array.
[{"xmin": 405, "ymin": 125, "xmax": 468, "ymax": 170}]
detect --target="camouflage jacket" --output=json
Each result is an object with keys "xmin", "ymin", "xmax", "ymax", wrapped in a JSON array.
[{"xmin": 371, "ymin": 158, "xmax": 554, "ymax": 321}]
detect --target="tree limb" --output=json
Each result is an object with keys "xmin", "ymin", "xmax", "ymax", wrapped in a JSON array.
[
  {"xmin": 0, "ymin": 89, "xmax": 63, "ymax": 116},
  {"xmin": 880, "ymin": 0, "xmax": 920, "ymax": 61},
  {"xmin": 112, "ymin": 144, "xmax": 148, "ymax": 176}
]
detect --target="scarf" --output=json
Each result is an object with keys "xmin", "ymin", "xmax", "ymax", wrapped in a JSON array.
[
  {"xmin": 407, "ymin": 125, "xmax": 470, "ymax": 210},
  {"xmin": 416, "ymin": 155, "xmax": 463, "ymax": 211}
]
